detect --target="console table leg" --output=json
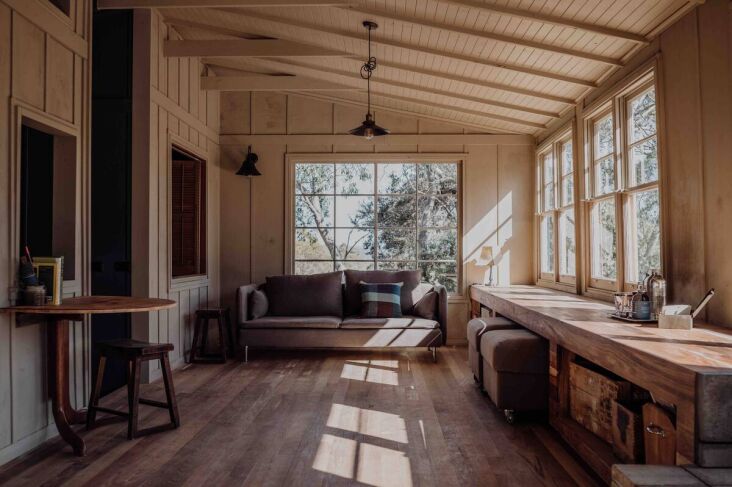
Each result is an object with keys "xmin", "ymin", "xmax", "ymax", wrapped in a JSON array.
[{"xmin": 47, "ymin": 319, "xmax": 87, "ymax": 456}]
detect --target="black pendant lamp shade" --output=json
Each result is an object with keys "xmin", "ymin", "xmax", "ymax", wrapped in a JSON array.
[
  {"xmin": 236, "ymin": 145, "xmax": 261, "ymax": 177},
  {"xmin": 350, "ymin": 21, "xmax": 389, "ymax": 140},
  {"xmin": 349, "ymin": 113, "xmax": 389, "ymax": 139}
]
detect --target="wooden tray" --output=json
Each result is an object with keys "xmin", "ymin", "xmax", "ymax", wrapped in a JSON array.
[{"xmin": 609, "ymin": 313, "xmax": 657, "ymax": 324}]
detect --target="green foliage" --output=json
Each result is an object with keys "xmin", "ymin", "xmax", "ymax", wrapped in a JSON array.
[{"xmin": 295, "ymin": 162, "xmax": 459, "ymax": 291}]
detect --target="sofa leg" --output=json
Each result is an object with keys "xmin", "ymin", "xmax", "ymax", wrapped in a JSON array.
[
  {"xmin": 504, "ymin": 409, "xmax": 516, "ymax": 425},
  {"xmin": 429, "ymin": 347, "xmax": 437, "ymax": 363}
]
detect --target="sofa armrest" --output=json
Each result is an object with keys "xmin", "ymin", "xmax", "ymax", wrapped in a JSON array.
[
  {"xmin": 236, "ymin": 284, "xmax": 260, "ymax": 325},
  {"xmin": 434, "ymin": 284, "xmax": 448, "ymax": 345}
]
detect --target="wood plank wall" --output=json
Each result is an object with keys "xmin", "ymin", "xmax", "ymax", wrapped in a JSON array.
[
  {"xmin": 131, "ymin": 9, "xmax": 221, "ymax": 379},
  {"xmin": 540, "ymin": 0, "xmax": 732, "ymax": 328},
  {"xmin": 218, "ymin": 92, "xmax": 535, "ymax": 344},
  {"xmin": 0, "ymin": 0, "xmax": 91, "ymax": 465}
]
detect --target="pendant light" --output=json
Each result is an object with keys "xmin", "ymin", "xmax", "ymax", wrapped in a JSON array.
[
  {"xmin": 236, "ymin": 145, "xmax": 261, "ymax": 177},
  {"xmin": 349, "ymin": 21, "xmax": 389, "ymax": 140}
]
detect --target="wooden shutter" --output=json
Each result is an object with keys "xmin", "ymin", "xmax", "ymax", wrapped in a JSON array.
[{"xmin": 172, "ymin": 158, "xmax": 205, "ymax": 277}]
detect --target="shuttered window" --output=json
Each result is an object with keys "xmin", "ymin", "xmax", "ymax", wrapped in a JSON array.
[{"xmin": 171, "ymin": 149, "xmax": 206, "ymax": 278}]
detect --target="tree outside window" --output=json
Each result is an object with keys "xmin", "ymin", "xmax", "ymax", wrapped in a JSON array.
[{"xmin": 293, "ymin": 161, "xmax": 460, "ymax": 293}]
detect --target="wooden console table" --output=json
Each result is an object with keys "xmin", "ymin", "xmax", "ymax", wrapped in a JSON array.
[
  {"xmin": 470, "ymin": 285, "xmax": 732, "ymax": 483},
  {"xmin": 0, "ymin": 296, "xmax": 176, "ymax": 456}
]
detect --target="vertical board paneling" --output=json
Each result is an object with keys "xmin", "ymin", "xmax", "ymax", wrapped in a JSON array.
[
  {"xmin": 11, "ymin": 13, "xmax": 45, "ymax": 109},
  {"xmin": 659, "ymin": 12, "xmax": 706, "ymax": 308},
  {"xmin": 45, "ymin": 37, "xmax": 74, "ymax": 122},
  {"xmin": 0, "ymin": 2, "xmax": 12, "ymax": 451},
  {"xmin": 178, "ymin": 289, "xmax": 189, "ymax": 358},
  {"xmin": 178, "ymin": 57, "xmax": 189, "ymax": 112}
]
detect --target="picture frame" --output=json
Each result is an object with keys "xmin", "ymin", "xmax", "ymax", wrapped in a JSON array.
[{"xmin": 32, "ymin": 257, "xmax": 64, "ymax": 305}]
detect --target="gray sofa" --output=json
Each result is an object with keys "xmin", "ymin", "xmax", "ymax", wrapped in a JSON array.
[{"xmin": 236, "ymin": 270, "xmax": 447, "ymax": 360}]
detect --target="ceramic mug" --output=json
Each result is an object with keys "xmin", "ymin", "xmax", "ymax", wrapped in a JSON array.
[{"xmin": 632, "ymin": 300, "xmax": 651, "ymax": 320}]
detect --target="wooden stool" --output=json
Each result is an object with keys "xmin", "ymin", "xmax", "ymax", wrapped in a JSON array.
[
  {"xmin": 87, "ymin": 339, "xmax": 180, "ymax": 440},
  {"xmin": 189, "ymin": 308, "xmax": 234, "ymax": 363}
]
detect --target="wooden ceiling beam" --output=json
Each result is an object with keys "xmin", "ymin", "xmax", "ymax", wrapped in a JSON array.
[
  {"xmin": 375, "ymin": 59, "xmax": 576, "ymax": 105},
  {"xmin": 165, "ymin": 16, "xmax": 578, "ymax": 103},
  {"xmin": 369, "ymin": 92, "xmax": 546, "ymax": 129},
  {"xmin": 281, "ymin": 91, "xmax": 526, "ymax": 135},
  {"xmin": 98, "ymin": 0, "xmax": 352, "ymax": 8},
  {"xmin": 201, "ymin": 74, "xmax": 359, "ymax": 91},
  {"xmin": 438, "ymin": 0, "xmax": 650, "ymax": 45},
  {"xmin": 206, "ymin": 9, "xmax": 597, "ymax": 87},
  {"xmin": 344, "ymin": 6, "xmax": 623, "ymax": 66},
  {"xmin": 206, "ymin": 57, "xmax": 560, "ymax": 119},
  {"xmin": 163, "ymin": 39, "xmax": 346, "ymax": 57}
]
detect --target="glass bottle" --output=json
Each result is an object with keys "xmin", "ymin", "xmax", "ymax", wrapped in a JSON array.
[{"xmin": 647, "ymin": 269, "xmax": 666, "ymax": 319}]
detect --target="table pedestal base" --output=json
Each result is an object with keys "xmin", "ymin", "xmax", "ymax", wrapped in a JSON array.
[{"xmin": 48, "ymin": 319, "xmax": 87, "ymax": 456}]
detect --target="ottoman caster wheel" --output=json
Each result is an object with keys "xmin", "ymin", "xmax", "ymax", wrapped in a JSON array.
[{"xmin": 504, "ymin": 409, "xmax": 516, "ymax": 425}]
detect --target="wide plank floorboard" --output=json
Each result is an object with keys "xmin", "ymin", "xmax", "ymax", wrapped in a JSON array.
[{"xmin": 0, "ymin": 347, "xmax": 592, "ymax": 487}]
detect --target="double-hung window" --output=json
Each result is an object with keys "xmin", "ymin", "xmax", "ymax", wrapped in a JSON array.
[
  {"xmin": 583, "ymin": 70, "xmax": 662, "ymax": 292},
  {"xmin": 586, "ymin": 111, "xmax": 618, "ymax": 290},
  {"xmin": 291, "ymin": 159, "xmax": 461, "ymax": 293},
  {"xmin": 536, "ymin": 128, "xmax": 576, "ymax": 287}
]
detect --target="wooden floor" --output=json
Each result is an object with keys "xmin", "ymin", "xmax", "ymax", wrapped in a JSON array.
[{"xmin": 0, "ymin": 347, "xmax": 595, "ymax": 487}]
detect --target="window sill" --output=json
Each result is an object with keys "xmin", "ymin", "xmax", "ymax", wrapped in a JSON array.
[
  {"xmin": 583, "ymin": 287, "xmax": 615, "ymax": 303},
  {"xmin": 170, "ymin": 275, "xmax": 209, "ymax": 292},
  {"xmin": 536, "ymin": 279, "xmax": 577, "ymax": 294}
]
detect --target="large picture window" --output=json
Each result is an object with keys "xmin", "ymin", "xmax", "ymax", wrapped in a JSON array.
[
  {"xmin": 583, "ymin": 71, "xmax": 661, "ymax": 292},
  {"xmin": 292, "ymin": 160, "xmax": 460, "ymax": 292}
]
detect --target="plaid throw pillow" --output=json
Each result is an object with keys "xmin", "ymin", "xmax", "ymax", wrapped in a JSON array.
[{"xmin": 359, "ymin": 281, "xmax": 403, "ymax": 318}]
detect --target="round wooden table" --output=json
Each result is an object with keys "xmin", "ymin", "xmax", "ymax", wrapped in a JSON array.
[{"xmin": 1, "ymin": 296, "xmax": 176, "ymax": 456}]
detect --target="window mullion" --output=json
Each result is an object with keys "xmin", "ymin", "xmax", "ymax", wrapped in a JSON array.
[
  {"xmin": 373, "ymin": 162, "xmax": 378, "ymax": 269},
  {"xmin": 615, "ymin": 190, "xmax": 625, "ymax": 291}
]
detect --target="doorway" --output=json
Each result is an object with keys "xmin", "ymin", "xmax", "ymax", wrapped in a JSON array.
[{"xmin": 90, "ymin": 7, "xmax": 134, "ymax": 396}]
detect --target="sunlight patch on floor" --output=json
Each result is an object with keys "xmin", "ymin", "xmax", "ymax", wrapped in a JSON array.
[
  {"xmin": 326, "ymin": 403, "xmax": 408, "ymax": 444},
  {"xmin": 347, "ymin": 359, "xmax": 399, "ymax": 369},
  {"xmin": 312, "ymin": 434, "xmax": 413, "ymax": 487},
  {"xmin": 312, "ymin": 434, "xmax": 357, "ymax": 479},
  {"xmin": 341, "ymin": 363, "xmax": 399, "ymax": 386},
  {"xmin": 357, "ymin": 442, "xmax": 413, "ymax": 487}
]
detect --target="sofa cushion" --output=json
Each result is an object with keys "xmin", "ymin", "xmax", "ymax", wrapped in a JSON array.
[
  {"xmin": 480, "ymin": 329, "xmax": 548, "ymax": 375},
  {"xmin": 340, "ymin": 316, "xmax": 439, "ymax": 329},
  {"xmin": 242, "ymin": 316, "xmax": 341, "ymax": 329},
  {"xmin": 360, "ymin": 281, "xmax": 403, "ymax": 318},
  {"xmin": 248, "ymin": 289, "xmax": 269, "ymax": 320},
  {"xmin": 413, "ymin": 290, "xmax": 437, "ymax": 320},
  {"xmin": 344, "ymin": 270, "xmax": 421, "ymax": 316},
  {"xmin": 265, "ymin": 271, "xmax": 343, "ymax": 317}
]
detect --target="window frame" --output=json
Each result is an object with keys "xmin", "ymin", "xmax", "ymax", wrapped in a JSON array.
[
  {"xmin": 168, "ymin": 135, "xmax": 210, "ymax": 290},
  {"xmin": 581, "ymin": 68, "xmax": 663, "ymax": 297},
  {"xmin": 285, "ymin": 153, "xmax": 465, "ymax": 297},
  {"xmin": 535, "ymin": 124, "xmax": 578, "ymax": 291}
]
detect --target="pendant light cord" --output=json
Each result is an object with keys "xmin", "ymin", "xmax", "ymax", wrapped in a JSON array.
[
  {"xmin": 367, "ymin": 26, "xmax": 371, "ymax": 115},
  {"xmin": 360, "ymin": 24, "xmax": 376, "ymax": 116}
]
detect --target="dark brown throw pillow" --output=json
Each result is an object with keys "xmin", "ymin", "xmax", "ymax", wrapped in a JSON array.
[
  {"xmin": 412, "ymin": 290, "xmax": 437, "ymax": 320},
  {"xmin": 248, "ymin": 289, "xmax": 268, "ymax": 320},
  {"xmin": 265, "ymin": 271, "xmax": 343, "ymax": 317}
]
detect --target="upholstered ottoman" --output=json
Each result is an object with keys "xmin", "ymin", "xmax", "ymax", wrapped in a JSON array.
[
  {"xmin": 480, "ymin": 328, "xmax": 548, "ymax": 423},
  {"xmin": 466, "ymin": 317, "xmax": 519, "ymax": 385}
]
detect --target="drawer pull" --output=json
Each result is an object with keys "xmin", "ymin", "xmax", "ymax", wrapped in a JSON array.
[{"xmin": 646, "ymin": 423, "xmax": 667, "ymax": 438}]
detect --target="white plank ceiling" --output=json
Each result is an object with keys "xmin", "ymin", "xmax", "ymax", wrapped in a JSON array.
[{"xmin": 134, "ymin": 0, "xmax": 700, "ymax": 134}]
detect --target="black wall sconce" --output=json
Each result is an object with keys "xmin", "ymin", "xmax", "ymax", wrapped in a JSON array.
[{"xmin": 236, "ymin": 146, "xmax": 261, "ymax": 177}]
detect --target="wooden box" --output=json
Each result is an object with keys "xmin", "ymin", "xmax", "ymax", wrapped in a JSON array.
[
  {"xmin": 569, "ymin": 361, "xmax": 631, "ymax": 443},
  {"xmin": 612, "ymin": 400, "xmax": 644, "ymax": 463},
  {"xmin": 642, "ymin": 403, "xmax": 676, "ymax": 465}
]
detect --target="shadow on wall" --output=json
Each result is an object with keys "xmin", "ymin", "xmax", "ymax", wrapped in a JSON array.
[{"xmin": 463, "ymin": 191, "xmax": 516, "ymax": 286}]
